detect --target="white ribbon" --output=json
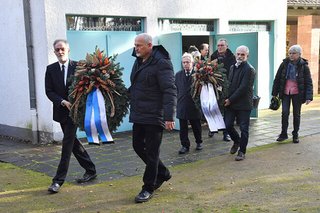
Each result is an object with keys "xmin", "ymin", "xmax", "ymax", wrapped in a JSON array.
[{"xmin": 200, "ymin": 83, "xmax": 226, "ymax": 132}]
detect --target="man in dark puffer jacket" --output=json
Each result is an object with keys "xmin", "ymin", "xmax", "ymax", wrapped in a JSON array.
[
  {"xmin": 272, "ymin": 44, "xmax": 313, "ymax": 143},
  {"xmin": 209, "ymin": 38, "xmax": 236, "ymax": 141},
  {"xmin": 129, "ymin": 33, "xmax": 177, "ymax": 203}
]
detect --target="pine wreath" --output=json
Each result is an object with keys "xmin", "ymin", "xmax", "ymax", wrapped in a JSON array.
[
  {"xmin": 68, "ymin": 47, "xmax": 129, "ymax": 132},
  {"xmin": 191, "ymin": 59, "xmax": 228, "ymax": 113}
]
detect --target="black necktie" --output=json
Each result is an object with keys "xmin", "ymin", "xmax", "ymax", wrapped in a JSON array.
[
  {"xmin": 186, "ymin": 71, "xmax": 190, "ymax": 77},
  {"xmin": 61, "ymin": 65, "xmax": 65, "ymax": 85}
]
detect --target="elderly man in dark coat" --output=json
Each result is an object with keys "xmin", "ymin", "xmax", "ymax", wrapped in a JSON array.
[
  {"xmin": 129, "ymin": 33, "xmax": 177, "ymax": 203},
  {"xmin": 175, "ymin": 53, "xmax": 203, "ymax": 154},
  {"xmin": 224, "ymin": 45, "xmax": 256, "ymax": 161}
]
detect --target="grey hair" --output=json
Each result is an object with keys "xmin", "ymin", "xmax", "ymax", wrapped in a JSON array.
[
  {"xmin": 137, "ymin": 33, "xmax": 153, "ymax": 44},
  {"xmin": 217, "ymin": 38, "xmax": 228, "ymax": 46},
  {"xmin": 182, "ymin": 52, "xmax": 194, "ymax": 63},
  {"xmin": 191, "ymin": 51, "xmax": 201, "ymax": 59},
  {"xmin": 288, "ymin": 45, "xmax": 302, "ymax": 55},
  {"xmin": 236, "ymin": 45, "xmax": 249, "ymax": 55},
  {"xmin": 53, "ymin": 39, "xmax": 69, "ymax": 47}
]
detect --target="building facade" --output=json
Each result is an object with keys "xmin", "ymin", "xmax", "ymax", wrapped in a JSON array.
[
  {"xmin": 0, "ymin": 0, "xmax": 287, "ymax": 144},
  {"xmin": 287, "ymin": 0, "xmax": 320, "ymax": 94}
]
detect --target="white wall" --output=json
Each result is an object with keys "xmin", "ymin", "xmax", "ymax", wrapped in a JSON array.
[
  {"xmin": 0, "ymin": 0, "xmax": 32, "ymax": 129},
  {"xmin": 0, "ymin": 0, "xmax": 288, "ymax": 142}
]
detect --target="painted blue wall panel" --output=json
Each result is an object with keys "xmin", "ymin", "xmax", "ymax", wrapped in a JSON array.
[
  {"xmin": 158, "ymin": 32, "xmax": 183, "ymax": 130},
  {"xmin": 106, "ymin": 32, "xmax": 138, "ymax": 132}
]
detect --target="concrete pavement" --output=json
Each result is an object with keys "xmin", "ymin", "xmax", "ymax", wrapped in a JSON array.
[{"xmin": 0, "ymin": 96, "xmax": 319, "ymax": 183}]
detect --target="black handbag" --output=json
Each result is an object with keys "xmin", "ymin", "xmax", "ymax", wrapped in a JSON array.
[{"xmin": 269, "ymin": 96, "xmax": 281, "ymax": 110}]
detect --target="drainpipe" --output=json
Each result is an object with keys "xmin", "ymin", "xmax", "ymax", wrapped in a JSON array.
[{"xmin": 23, "ymin": 0, "xmax": 39, "ymax": 144}]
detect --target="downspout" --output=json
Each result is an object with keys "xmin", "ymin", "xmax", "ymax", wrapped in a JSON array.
[{"xmin": 23, "ymin": 0, "xmax": 39, "ymax": 144}]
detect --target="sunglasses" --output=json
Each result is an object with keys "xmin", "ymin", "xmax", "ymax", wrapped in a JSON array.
[{"xmin": 55, "ymin": 47, "xmax": 66, "ymax": 52}]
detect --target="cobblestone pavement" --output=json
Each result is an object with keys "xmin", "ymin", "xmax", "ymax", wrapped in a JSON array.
[{"xmin": 0, "ymin": 97, "xmax": 319, "ymax": 183}]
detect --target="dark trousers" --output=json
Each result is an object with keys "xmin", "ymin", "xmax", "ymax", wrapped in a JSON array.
[
  {"xmin": 53, "ymin": 117, "xmax": 96, "ymax": 185},
  {"xmin": 225, "ymin": 109, "xmax": 251, "ymax": 154},
  {"xmin": 281, "ymin": 94, "xmax": 302, "ymax": 137},
  {"xmin": 132, "ymin": 123, "xmax": 170, "ymax": 192},
  {"xmin": 179, "ymin": 119, "xmax": 202, "ymax": 147}
]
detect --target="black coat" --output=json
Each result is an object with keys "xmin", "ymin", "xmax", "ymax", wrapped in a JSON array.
[
  {"xmin": 129, "ymin": 45, "xmax": 177, "ymax": 127},
  {"xmin": 272, "ymin": 57, "xmax": 313, "ymax": 103},
  {"xmin": 175, "ymin": 70, "xmax": 201, "ymax": 120},
  {"xmin": 227, "ymin": 61, "xmax": 256, "ymax": 110},
  {"xmin": 45, "ymin": 60, "xmax": 76, "ymax": 123},
  {"xmin": 210, "ymin": 48, "xmax": 236, "ymax": 77}
]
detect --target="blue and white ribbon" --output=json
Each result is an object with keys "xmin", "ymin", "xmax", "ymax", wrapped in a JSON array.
[
  {"xmin": 200, "ymin": 83, "xmax": 226, "ymax": 132},
  {"xmin": 84, "ymin": 88, "xmax": 113, "ymax": 145}
]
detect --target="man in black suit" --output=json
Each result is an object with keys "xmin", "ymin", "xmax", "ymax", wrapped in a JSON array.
[
  {"xmin": 224, "ymin": 45, "xmax": 256, "ymax": 161},
  {"xmin": 45, "ymin": 39, "xmax": 97, "ymax": 193},
  {"xmin": 175, "ymin": 53, "xmax": 203, "ymax": 154}
]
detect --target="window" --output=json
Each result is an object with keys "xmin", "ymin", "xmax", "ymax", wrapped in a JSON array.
[
  {"xmin": 229, "ymin": 21, "xmax": 271, "ymax": 32},
  {"xmin": 66, "ymin": 15, "xmax": 143, "ymax": 31},
  {"xmin": 159, "ymin": 19, "xmax": 215, "ymax": 32}
]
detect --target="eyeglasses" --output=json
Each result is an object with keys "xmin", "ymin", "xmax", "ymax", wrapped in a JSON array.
[
  {"xmin": 236, "ymin": 53, "xmax": 246, "ymax": 56},
  {"xmin": 55, "ymin": 47, "xmax": 65, "ymax": 52},
  {"xmin": 217, "ymin": 44, "xmax": 225, "ymax": 47}
]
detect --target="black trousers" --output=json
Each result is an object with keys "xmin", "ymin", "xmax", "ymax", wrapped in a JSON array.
[
  {"xmin": 179, "ymin": 119, "xmax": 202, "ymax": 147},
  {"xmin": 224, "ymin": 109, "xmax": 251, "ymax": 154},
  {"xmin": 53, "ymin": 117, "xmax": 96, "ymax": 185},
  {"xmin": 132, "ymin": 123, "xmax": 170, "ymax": 192},
  {"xmin": 281, "ymin": 94, "xmax": 302, "ymax": 137}
]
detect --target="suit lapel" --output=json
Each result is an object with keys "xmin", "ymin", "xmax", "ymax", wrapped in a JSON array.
[
  {"xmin": 66, "ymin": 60, "xmax": 76, "ymax": 89},
  {"xmin": 228, "ymin": 66, "xmax": 235, "ymax": 82}
]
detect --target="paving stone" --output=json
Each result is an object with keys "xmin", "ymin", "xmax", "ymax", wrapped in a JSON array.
[{"xmin": 0, "ymin": 99, "xmax": 319, "ymax": 184}]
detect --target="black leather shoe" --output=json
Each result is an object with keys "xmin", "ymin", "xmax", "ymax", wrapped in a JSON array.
[
  {"xmin": 154, "ymin": 174, "xmax": 172, "ymax": 190},
  {"xmin": 208, "ymin": 131, "xmax": 215, "ymax": 138},
  {"xmin": 276, "ymin": 134, "xmax": 288, "ymax": 141},
  {"xmin": 223, "ymin": 133, "xmax": 231, "ymax": 142},
  {"xmin": 293, "ymin": 136, "xmax": 299, "ymax": 143},
  {"xmin": 135, "ymin": 190, "xmax": 153, "ymax": 203},
  {"xmin": 235, "ymin": 151, "xmax": 245, "ymax": 161},
  {"xmin": 178, "ymin": 146, "xmax": 189, "ymax": 154},
  {"xmin": 230, "ymin": 143, "xmax": 239, "ymax": 154},
  {"xmin": 48, "ymin": 183, "xmax": 60, "ymax": 193},
  {"xmin": 195, "ymin": 143, "xmax": 203, "ymax": 150},
  {"xmin": 76, "ymin": 173, "xmax": 97, "ymax": 183}
]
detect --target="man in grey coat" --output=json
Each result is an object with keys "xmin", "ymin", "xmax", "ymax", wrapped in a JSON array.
[{"xmin": 175, "ymin": 53, "xmax": 203, "ymax": 154}]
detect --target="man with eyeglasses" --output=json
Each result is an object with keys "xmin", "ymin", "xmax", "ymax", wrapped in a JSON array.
[
  {"xmin": 175, "ymin": 53, "xmax": 203, "ymax": 154},
  {"xmin": 224, "ymin": 45, "xmax": 256, "ymax": 161},
  {"xmin": 45, "ymin": 39, "xmax": 97, "ymax": 193},
  {"xmin": 208, "ymin": 38, "xmax": 236, "ymax": 141}
]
